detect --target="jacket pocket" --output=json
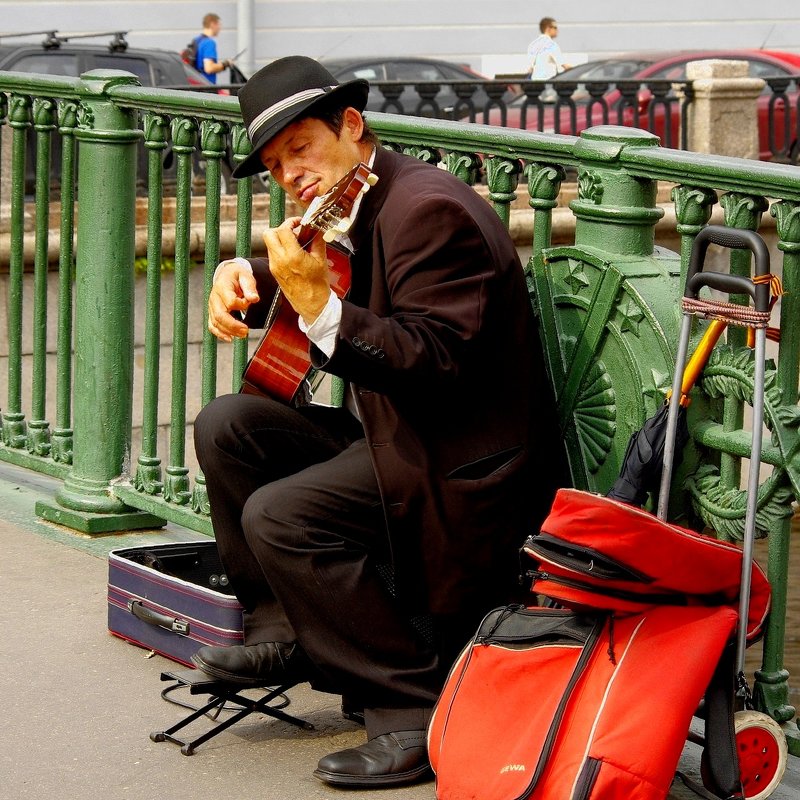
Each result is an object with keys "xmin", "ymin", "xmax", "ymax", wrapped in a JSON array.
[{"xmin": 446, "ymin": 445, "xmax": 522, "ymax": 481}]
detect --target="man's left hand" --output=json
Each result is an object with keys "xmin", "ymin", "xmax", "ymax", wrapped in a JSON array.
[{"xmin": 263, "ymin": 217, "xmax": 332, "ymax": 326}]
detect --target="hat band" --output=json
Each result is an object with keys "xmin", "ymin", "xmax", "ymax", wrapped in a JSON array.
[{"xmin": 247, "ymin": 86, "xmax": 334, "ymax": 141}]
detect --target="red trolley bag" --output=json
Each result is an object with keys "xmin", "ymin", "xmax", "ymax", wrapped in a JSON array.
[
  {"xmin": 428, "ymin": 481, "xmax": 770, "ymax": 799},
  {"xmin": 428, "ymin": 602, "xmax": 738, "ymax": 800}
]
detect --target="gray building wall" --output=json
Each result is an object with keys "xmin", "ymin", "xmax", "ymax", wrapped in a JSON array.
[{"xmin": 3, "ymin": 1, "xmax": 800, "ymax": 78}]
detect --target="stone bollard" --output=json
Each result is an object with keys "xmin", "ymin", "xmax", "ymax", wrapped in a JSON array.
[{"xmin": 682, "ymin": 59, "xmax": 764, "ymax": 160}]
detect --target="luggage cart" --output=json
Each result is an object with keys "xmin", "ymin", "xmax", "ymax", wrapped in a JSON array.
[{"xmin": 660, "ymin": 226, "xmax": 789, "ymax": 800}]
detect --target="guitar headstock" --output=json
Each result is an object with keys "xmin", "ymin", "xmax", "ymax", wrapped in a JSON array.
[{"xmin": 296, "ymin": 162, "xmax": 378, "ymax": 247}]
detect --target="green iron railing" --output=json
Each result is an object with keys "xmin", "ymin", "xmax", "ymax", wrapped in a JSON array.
[{"xmin": 1, "ymin": 69, "xmax": 799, "ymax": 751}]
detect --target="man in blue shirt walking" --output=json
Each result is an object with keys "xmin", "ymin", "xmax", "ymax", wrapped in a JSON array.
[{"xmin": 195, "ymin": 12, "xmax": 232, "ymax": 84}]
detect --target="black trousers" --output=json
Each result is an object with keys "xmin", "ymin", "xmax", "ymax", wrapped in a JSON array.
[{"xmin": 194, "ymin": 392, "xmax": 445, "ymax": 736}]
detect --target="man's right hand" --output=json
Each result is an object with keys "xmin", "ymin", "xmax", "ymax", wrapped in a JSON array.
[{"xmin": 208, "ymin": 259, "xmax": 260, "ymax": 342}]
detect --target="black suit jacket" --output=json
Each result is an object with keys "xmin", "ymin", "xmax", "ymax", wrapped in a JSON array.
[{"xmin": 244, "ymin": 147, "xmax": 566, "ymax": 615}]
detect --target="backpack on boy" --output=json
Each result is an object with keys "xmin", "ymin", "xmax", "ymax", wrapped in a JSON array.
[{"xmin": 181, "ymin": 34, "xmax": 207, "ymax": 71}]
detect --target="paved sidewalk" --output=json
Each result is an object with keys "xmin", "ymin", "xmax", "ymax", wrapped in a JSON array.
[{"xmin": 1, "ymin": 461, "xmax": 798, "ymax": 800}]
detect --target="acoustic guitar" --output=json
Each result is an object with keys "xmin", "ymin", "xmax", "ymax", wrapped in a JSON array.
[{"xmin": 240, "ymin": 161, "xmax": 378, "ymax": 404}]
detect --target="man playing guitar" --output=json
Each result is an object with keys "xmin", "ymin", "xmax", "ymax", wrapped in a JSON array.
[{"xmin": 193, "ymin": 55, "xmax": 567, "ymax": 788}]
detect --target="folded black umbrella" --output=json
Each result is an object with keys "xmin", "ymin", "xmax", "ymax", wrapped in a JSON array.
[{"xmin": 606, "ymin": 402, "xmax": 689, "ymax": 507}]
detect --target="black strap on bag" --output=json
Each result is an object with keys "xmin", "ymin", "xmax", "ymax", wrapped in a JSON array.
[
  {"xmin": 698, "ymin": 642, "xmax": 745, "ymax": 800},
  {"xmin": 674, "ymin": 772, "xmax": 732, "ymax": 800}
]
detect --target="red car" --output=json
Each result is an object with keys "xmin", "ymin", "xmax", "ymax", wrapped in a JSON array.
[{"xmin": 489, "ymin": 50, "xmax": 800, "ymax": 162}]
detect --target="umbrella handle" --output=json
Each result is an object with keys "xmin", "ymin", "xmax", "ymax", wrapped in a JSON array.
[{"xmin": 676, "ymin": 319, "xmax": 727, "ymax": 403}]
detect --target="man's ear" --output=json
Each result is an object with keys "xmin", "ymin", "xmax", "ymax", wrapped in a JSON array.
[{"xmin": 342, "ymin": 106, "xmax": 365, "ymax": 142}]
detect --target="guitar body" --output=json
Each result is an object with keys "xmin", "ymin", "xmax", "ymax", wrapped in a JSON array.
[
  {"xmin": 240, "ymin": 245, "xmax": 351, "ymax": 404},
  {"xmin": 239, "ymin": 162, "xmax": 377, "ymax": 404}
]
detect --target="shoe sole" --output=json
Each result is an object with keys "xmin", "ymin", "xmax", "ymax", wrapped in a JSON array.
[{"xmin": 312, "ymin": 764, "xmax": 433, "ymax": 787}]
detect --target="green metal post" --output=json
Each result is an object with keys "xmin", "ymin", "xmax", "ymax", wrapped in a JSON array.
[
  {"xmin": 27, "ymin": 96, "xmax": 56, "ymax": 458},
  {"xmin": 571, "ymin": 126, "xmax": 664, "ymax": 257},
  {"xmin": 753, "ymin": 199, "xmax": 800, "ymax": 750},
  {"xmin": 230, "ymin": 123, "xmax": 253, "ymax": 390},
  {"xmin": 162, "ymin": 115, "xmax": 197, "ymax": 507},
  {"xmin": 671, "ymin": 185, "xmax": 717, "ymax": 291},
  {"xmin": 51, "ymin": 100, "xmax": 79, "ymax": 466},
  {"xmin": 485, "ymin": 155, "xmax": 521, "ymax": 226},
  {"xmin": 2, "ymin": 94, "xmax": 31, "ymax": 451},
  {"xmin": 199, "ymin": 119, "xmax": 226, "ymax": 407},
  {"xmin": 444, "ymin": 151, "xmax": 481, "ymax": 188},
  {"xmin": 36, "ymin": 71, "xmax": 163, "ymax": 532},
  {"xmin": 133, "ymin": 113, "xmax": 168, "ymax": 497},
  {"xmin": 524, "ymin": 160, "xmax": 566, "ymax": 402},
  {"xmin": 191, "ymin": 118, "xmax": 226, "ymax": 516},
  {"xmin": 525, "ymin": 161, "xmax": 565, "ymax": 262},
  {"xmin": 716, "ymin": 193, "xmax": 769, "ymax": 522}
]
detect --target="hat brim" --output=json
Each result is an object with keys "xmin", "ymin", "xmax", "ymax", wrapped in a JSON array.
[{"xmin": 231, "ymin": 78, "xmax": 370, "ymax": 179}]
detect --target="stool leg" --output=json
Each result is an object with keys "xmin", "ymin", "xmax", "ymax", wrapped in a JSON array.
[
  {"xmin": 150, "ymin": 694, "xmax": 227, "ymax": 743},
  {"xmin": 151, "ymin": 682, "xmax": 314, "ymax": 755}
]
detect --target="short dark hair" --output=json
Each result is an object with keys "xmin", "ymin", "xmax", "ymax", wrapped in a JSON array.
[
  {"xmin": 203, "ymin": 13, "xmax": 221, "ymax": 27},
  {"xmin": 300, "ymin": 97, "xmax": 379, "ymax": 148},
  {"xmin": 540, "ymin": 17, "xmax": 556, "ymax": 33}
]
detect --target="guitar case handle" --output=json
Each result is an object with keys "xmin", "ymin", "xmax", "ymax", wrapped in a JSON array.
[{"xmin": 128, "ymin": 599, "xmax": 190, "ymax": 636}]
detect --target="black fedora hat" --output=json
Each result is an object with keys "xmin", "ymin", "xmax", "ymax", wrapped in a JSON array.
[{"xmin": 232, "ymin": 55, "xmax": 369, "ymax": 178}]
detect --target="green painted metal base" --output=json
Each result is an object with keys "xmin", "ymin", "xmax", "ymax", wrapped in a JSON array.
[
  {"xmin": 35, "ymin": 499, "xmax": 166, "ymax": 534},
  {"xmin": 112, "ymin": 483, "xmax": 213, "ymax": 537},
  {"xmin": 784, "ymin": 720, "xmax": 800, "ymax": 757},
  {"xmin": 0, "ymin": 446, "xmax": 70, "ymax": 480}
]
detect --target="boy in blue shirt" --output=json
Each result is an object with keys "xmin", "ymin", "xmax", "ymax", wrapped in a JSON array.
[{"xmin": 195, "ymin": 12, "xmax": 231, "ymax": 84}]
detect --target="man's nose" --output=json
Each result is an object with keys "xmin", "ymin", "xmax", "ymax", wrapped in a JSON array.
[{"xmin": 283, "ymin": 164, "xmax": 303, "ymax": 187}]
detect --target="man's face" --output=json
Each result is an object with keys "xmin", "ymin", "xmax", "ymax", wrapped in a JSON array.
[
  {"xmin": 258, "ymin": 111, "xmax": 365, "ymax": 208},
  {"xmin": 548, "ymin": 23, "xmax": 558, "ymax": 38}
]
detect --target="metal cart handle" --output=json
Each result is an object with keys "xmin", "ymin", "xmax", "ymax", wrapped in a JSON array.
[{"xmin": 685, "ymin": 225, "xmax": 771, "ymax": 313}]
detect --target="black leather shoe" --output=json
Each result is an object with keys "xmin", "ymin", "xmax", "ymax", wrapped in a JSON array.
[
  {"xmin": 313, "ymin": 730, "xmax": 432, "ymax": 787},
  {"xmin": 190, "ymin": 641, "xmax": 311, "ymax": 686}
]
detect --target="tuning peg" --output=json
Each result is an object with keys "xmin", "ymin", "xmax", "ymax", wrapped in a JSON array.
[{"xmin": 321, "ymin": 217, "xmax": 352, "ymax": 242}]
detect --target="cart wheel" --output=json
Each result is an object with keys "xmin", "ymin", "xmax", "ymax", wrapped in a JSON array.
[
  {"xmin": 180, "ymin": 744, "xmax": 195, "ymax": 756},
  {"xmin": 734, "ymin": 710, "xmax": 787, "ymax": 799},
  {"xmin": 150, "ymin": 731, "xmax": 165, "ymax": 743},
  {"xmin": 700, "ymin": 711, "xmax": 788, "ymax": 799}
]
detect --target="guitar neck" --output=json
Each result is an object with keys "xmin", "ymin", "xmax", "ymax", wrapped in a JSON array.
[{"xmin": 293, "ymin": 162, "xmax": 375, "ymax": 249}]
